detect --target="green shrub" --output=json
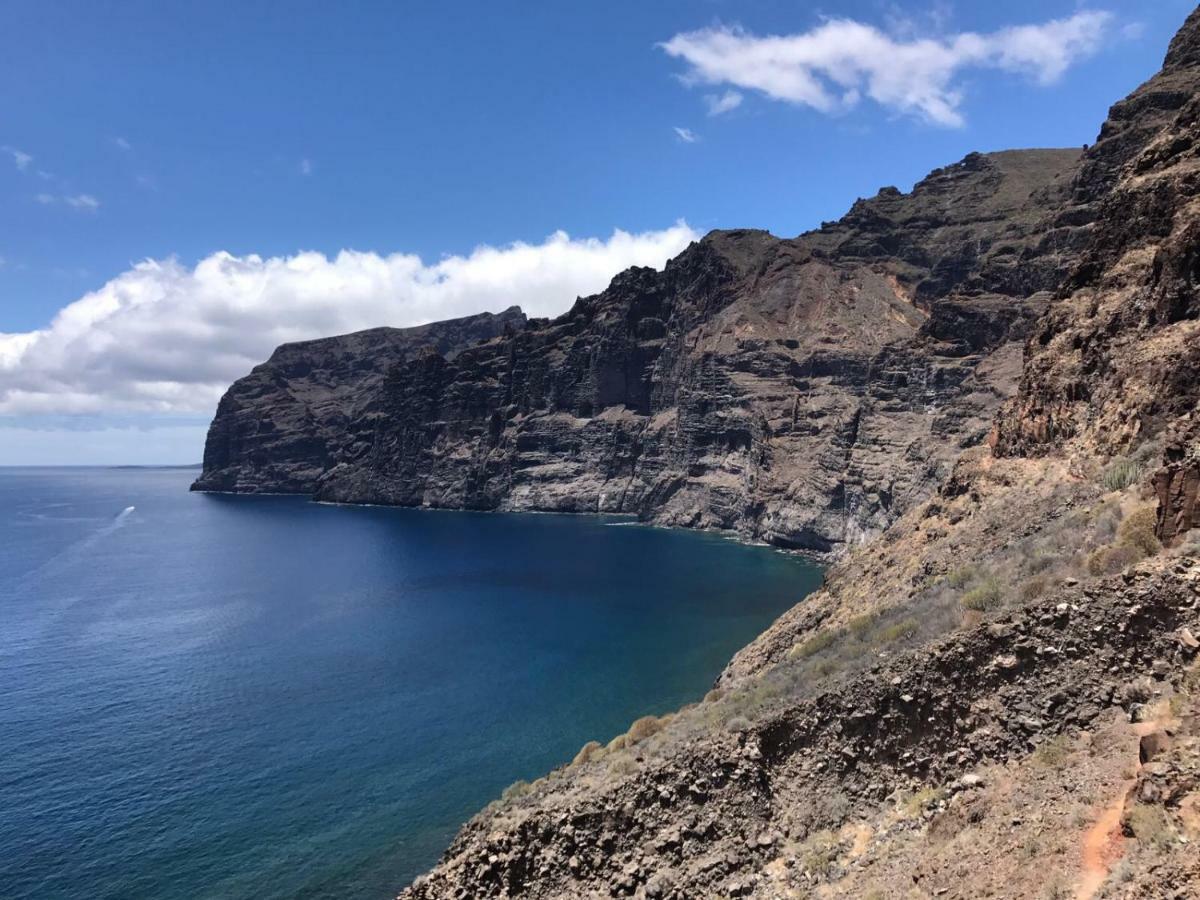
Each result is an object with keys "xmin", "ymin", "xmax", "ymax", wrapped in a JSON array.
[
  {"xmin": 848, "ymin": 611, "xmax": 881, "ymax": 640},
  {"xmin": 787, "ymin": 628, "xmax": 839, "ymax": 659},
  {"xmin": 945, "ymin": 566, "xmax": 978, "ymax": 589},
  {"xmin": 1102, "ymin": 457, "xmax": 1143, "ymax": 492},
  {"xmin": 877, "ymin": 618, "xmax": 920, "ymax": 644},
  {"xmin": 800, "ymin": 830, "xmax": 841, "ymax": 876},
  {"xmin": 961, "ymin": 577, "xmax": 1004, "ymax": 611}
]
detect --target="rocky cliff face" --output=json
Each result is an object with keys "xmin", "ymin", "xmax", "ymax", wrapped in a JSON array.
[
  {"xmin": 991, "ymin": 8, "xmax": 1200, "ymax": 543},
  {"xmin": 197, "ymin": 150, "xmax": 1083, "ymax": 551},
  {"xmin": 397, "ymin": 9, "xmax": 1200, "ymax": 899},
  {"xmin": 191, "ymin": 307, "xmax": 526, "ymax": 493}
]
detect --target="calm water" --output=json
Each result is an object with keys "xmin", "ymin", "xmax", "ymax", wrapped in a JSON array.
[{"xmin": 0, "ymin": 467, "xmax": 821, "ymax": 899}]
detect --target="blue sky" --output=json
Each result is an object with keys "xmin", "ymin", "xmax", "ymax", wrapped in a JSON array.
[{"xmin": 0, "ymin": 0, "xmax": 1195, "ymax": 463}]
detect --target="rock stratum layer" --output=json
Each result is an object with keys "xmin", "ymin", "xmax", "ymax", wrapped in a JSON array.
[{"xmin": 195, "ymin": 150, "xmax": 1086, "ymax": 551}]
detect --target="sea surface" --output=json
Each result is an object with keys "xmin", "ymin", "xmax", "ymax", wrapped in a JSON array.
[{"xmin": 0, "ymin": 467, "xmax": 822, "ymax": 899}]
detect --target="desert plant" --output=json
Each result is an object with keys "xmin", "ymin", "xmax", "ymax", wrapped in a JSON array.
[
  {"xmin": 961, "ymin": 577, "xmax": 1004, "ymax": 611},
  {"xmin": 571, "ymin": 740, "xmax": 602, "ymax": 766},
  {"xmin": 626, "ymin": 715, "xmax": 662, "ymax": 744},
  {"xmin": 1101, "ymin": 457, "xmax": 1143, "ymax": 492},
  {"xmin": 605, "ymin": 734, "xmax": 627, "ymax": 753},
  {"xmin": 1126, "ymin": 804, "xmax": 1176, "ymax": 850},
  {"xmin": 1118, "ymin": 506, "xmax": 1160, "ymax": 556},
  {"xmin": 1032, "ymin": 734, "xmax": 1072, "ymax": 769},
  {"xmin": 787, "ymin": 628, "xmax": 840, "ymax": 659},
  {"xmin": 945, "ymin": 565, "xmax": 978, "ymax": 589},
  {"xmin": 848, "ymin": 611, "xmax": 881, "ymax": 640},
  {"xmin": 877, "ymin": 618, "xmax": 919, "ymax": 644}
]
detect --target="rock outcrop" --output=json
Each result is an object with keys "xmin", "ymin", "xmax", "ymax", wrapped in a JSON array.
[
  {"xmin": 192, "ymin": 308, "xmax": 527, "ymax": 493},
  {"xmin": 197, "ymin": 151, "xmax": 1084, "ymax": 551}
]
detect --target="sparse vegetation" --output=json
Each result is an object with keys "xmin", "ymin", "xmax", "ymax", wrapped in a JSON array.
[
  {"xmin": 945, "ymin": 565, "xmax": 978, "ymax": 589},
  {"xmin": 1126, "ymin": 804, "xmax": 1176, "ymax": 850},
  {"xmin": 877, "ymin": 618, "xmax": 919, "ymax": 644},
  {"xmin": 1032, "ymin": 734, "xmax": 1072, "ymax": 769},
  {"xmin": 788, "ymin": 628, "xmax": 840, "ymax": 659},
  {"xmin": 1101, "ymin": 457, "xmax": 1143, "ymax": 492},
  {"xmin": 572, "ymin": 740, "xmax": 602, "ymax": 766},
  {"xmin": 501, "ymin": 779, "xmax": 531, "ymax": 802},
  {"xmin": 1119, "ymin": 506, "xmax": 1160, "ymax": 556},
  {"xmin": 961, "ymin": 577, "xmax": 1004, "ymax": 611},
  {"xmin": 800, "ymin": 829, "xmax": 841, "ymax": 876},
  {"xmin": 627, "ymin": 715, "xmax": 663, "ymax": 745}
]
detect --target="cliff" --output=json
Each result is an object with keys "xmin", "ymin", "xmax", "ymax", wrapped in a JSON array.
[
  {"xmin": 399, "ymin": 8, "xmax": 1200, "ymax": 899},
  {"xmin": 192, "ymin": 307, "xmax": 527, "ymax": 494},
  {"xmin": 195, "ymin": 151, "xmax": 1085, "ymax": 551}
]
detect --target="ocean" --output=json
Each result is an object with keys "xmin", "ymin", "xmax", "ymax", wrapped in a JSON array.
[{"xmin": 0, "ymin": 466, "xmax": 821, "ymax": 898}]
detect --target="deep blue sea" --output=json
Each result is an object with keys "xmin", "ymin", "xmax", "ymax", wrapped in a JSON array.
[{"xmin": 0, "ymin": 467, "xmax": 821, "ymax": 899}]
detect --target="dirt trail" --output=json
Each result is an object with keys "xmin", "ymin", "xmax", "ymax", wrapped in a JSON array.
[
  {"xmin": 1076, "ymin": 719, "xmax": 1171, "ymax": 899},
  {"xmin": 1076, "ymin": 781, "xmax": 1133, "ymax": 900}
]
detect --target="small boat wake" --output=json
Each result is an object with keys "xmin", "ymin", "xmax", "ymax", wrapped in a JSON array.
[{"xmin": 7, "ymin": 505, "xmax": 137, "ymax": 594}]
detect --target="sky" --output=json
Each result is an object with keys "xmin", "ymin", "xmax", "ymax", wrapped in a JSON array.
[{"xmin": 1, "ymin": 0, "xmax": 1195, "ymax": 464}]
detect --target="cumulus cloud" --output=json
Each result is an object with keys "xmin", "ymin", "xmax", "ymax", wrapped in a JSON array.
[
  {"xmin": 2, "ymin": 145, "xmax": 33, "ymax": 171},
  {"xmin": 704, "ymin": 90, "xmax": 744, "ymax": 116},
  {"xmin": 0, "ymin": 223, "xmax": 699, "ymax": 417},
  {"xmin": 673, "ymin": 126, "xmax": 699, "ymax": 143},
  {"xmin": 660, "ymin": 11, "xmax": 1112, "ymax": 127}
]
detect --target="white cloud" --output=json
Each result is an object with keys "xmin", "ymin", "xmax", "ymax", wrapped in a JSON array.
[
  {"xmin": 35, "ymin": 193, "xmax": 55, "ymax": 205},
  {"xmin": 660, "ymin": 11, "xmax": 1112, "ymax": 127},
  {"xmin": 113, "ymin": 136, "xmax": 132, "ymax": 151},
  {"xmin": 2, "ymin": 145, "xmax": 33, "ymax": 171},
  {"xmin": 673, "ymin": 126, "xmax": 699, "ymax": 143},
  {"xmin": 64, "ymin": 194, "xmax": 101, "ymax": 211},
  {"xmin": 0, "ymin": 223, "xmax": 699, "ymax": 417},
  {"xmin": 704, "ymin": 90, "xmax": 744, "ymax": 116},
  {"xmin": 299, "ymin": 157, "xmax": 313, "ymax": 176}
]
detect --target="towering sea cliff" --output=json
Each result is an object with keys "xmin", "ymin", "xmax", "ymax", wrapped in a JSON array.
[
  {"xmin": 393, "ymin": 9, "xmax": 1200, "ymax": 899},
  {"xmin": 195, "ymin": 8, "xmax": 1200, "ymax": 899},
  {"xmin": 195, "ymin": 150, "xmax": 1084, "ymax": 551}
]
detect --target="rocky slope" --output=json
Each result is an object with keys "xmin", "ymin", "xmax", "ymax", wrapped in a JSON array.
[
  {"xmin": 399, "ymin": 8, "xmax": 1200, "ymax": 899},
  {"xmin": 196, "ymin": 149, "xmax": 1085, "ymax": 551}
]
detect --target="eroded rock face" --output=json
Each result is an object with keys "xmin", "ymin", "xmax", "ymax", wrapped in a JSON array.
[
  {"xmin": 191, "ymin": 308, "xmax": 527, "ymax": 493},
  {"xmin": 196, "ymin": 151, "xmax": 1084, "ymax": 550},
  {"xmin": 992, "ymin": 8, "xmax": 1200, "ymax": 484}
]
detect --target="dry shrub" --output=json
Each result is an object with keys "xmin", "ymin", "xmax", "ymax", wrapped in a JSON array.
[
  {"xmin": 1118, "ymin": 506, "xmax": 1160, "ymax": 556},
  {"xmin": 788, "ymin": 628, "xmax": 839, "ymax": 659},
  {"xmin": 605, "ymin": 734, "xmax": 627, "ymax": 753},
  {"xmin": 877, "ymin": 618, "xmax": 919, "ymax": 644},
  {"xmin": 1019, "ymin": 574, "xmax": 1051, "ymax": 602},
  {"xmin": 1126, "ymin": 804, "xmax": 1175, "ymax": 850},
  {"xmin": 627, "ymin": 715, "xmax": 662, "ymax": 745},
  {"xmin": 571, "ymin": 740, "xmax": 602, "ymax": 766},
  {"xmin": 961, "ymin": 577, "xmax": 1003, "ymax": 611},
  {"xmin": 501, "ymin": 779, "xmax": 531, "ymax": 802}
]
